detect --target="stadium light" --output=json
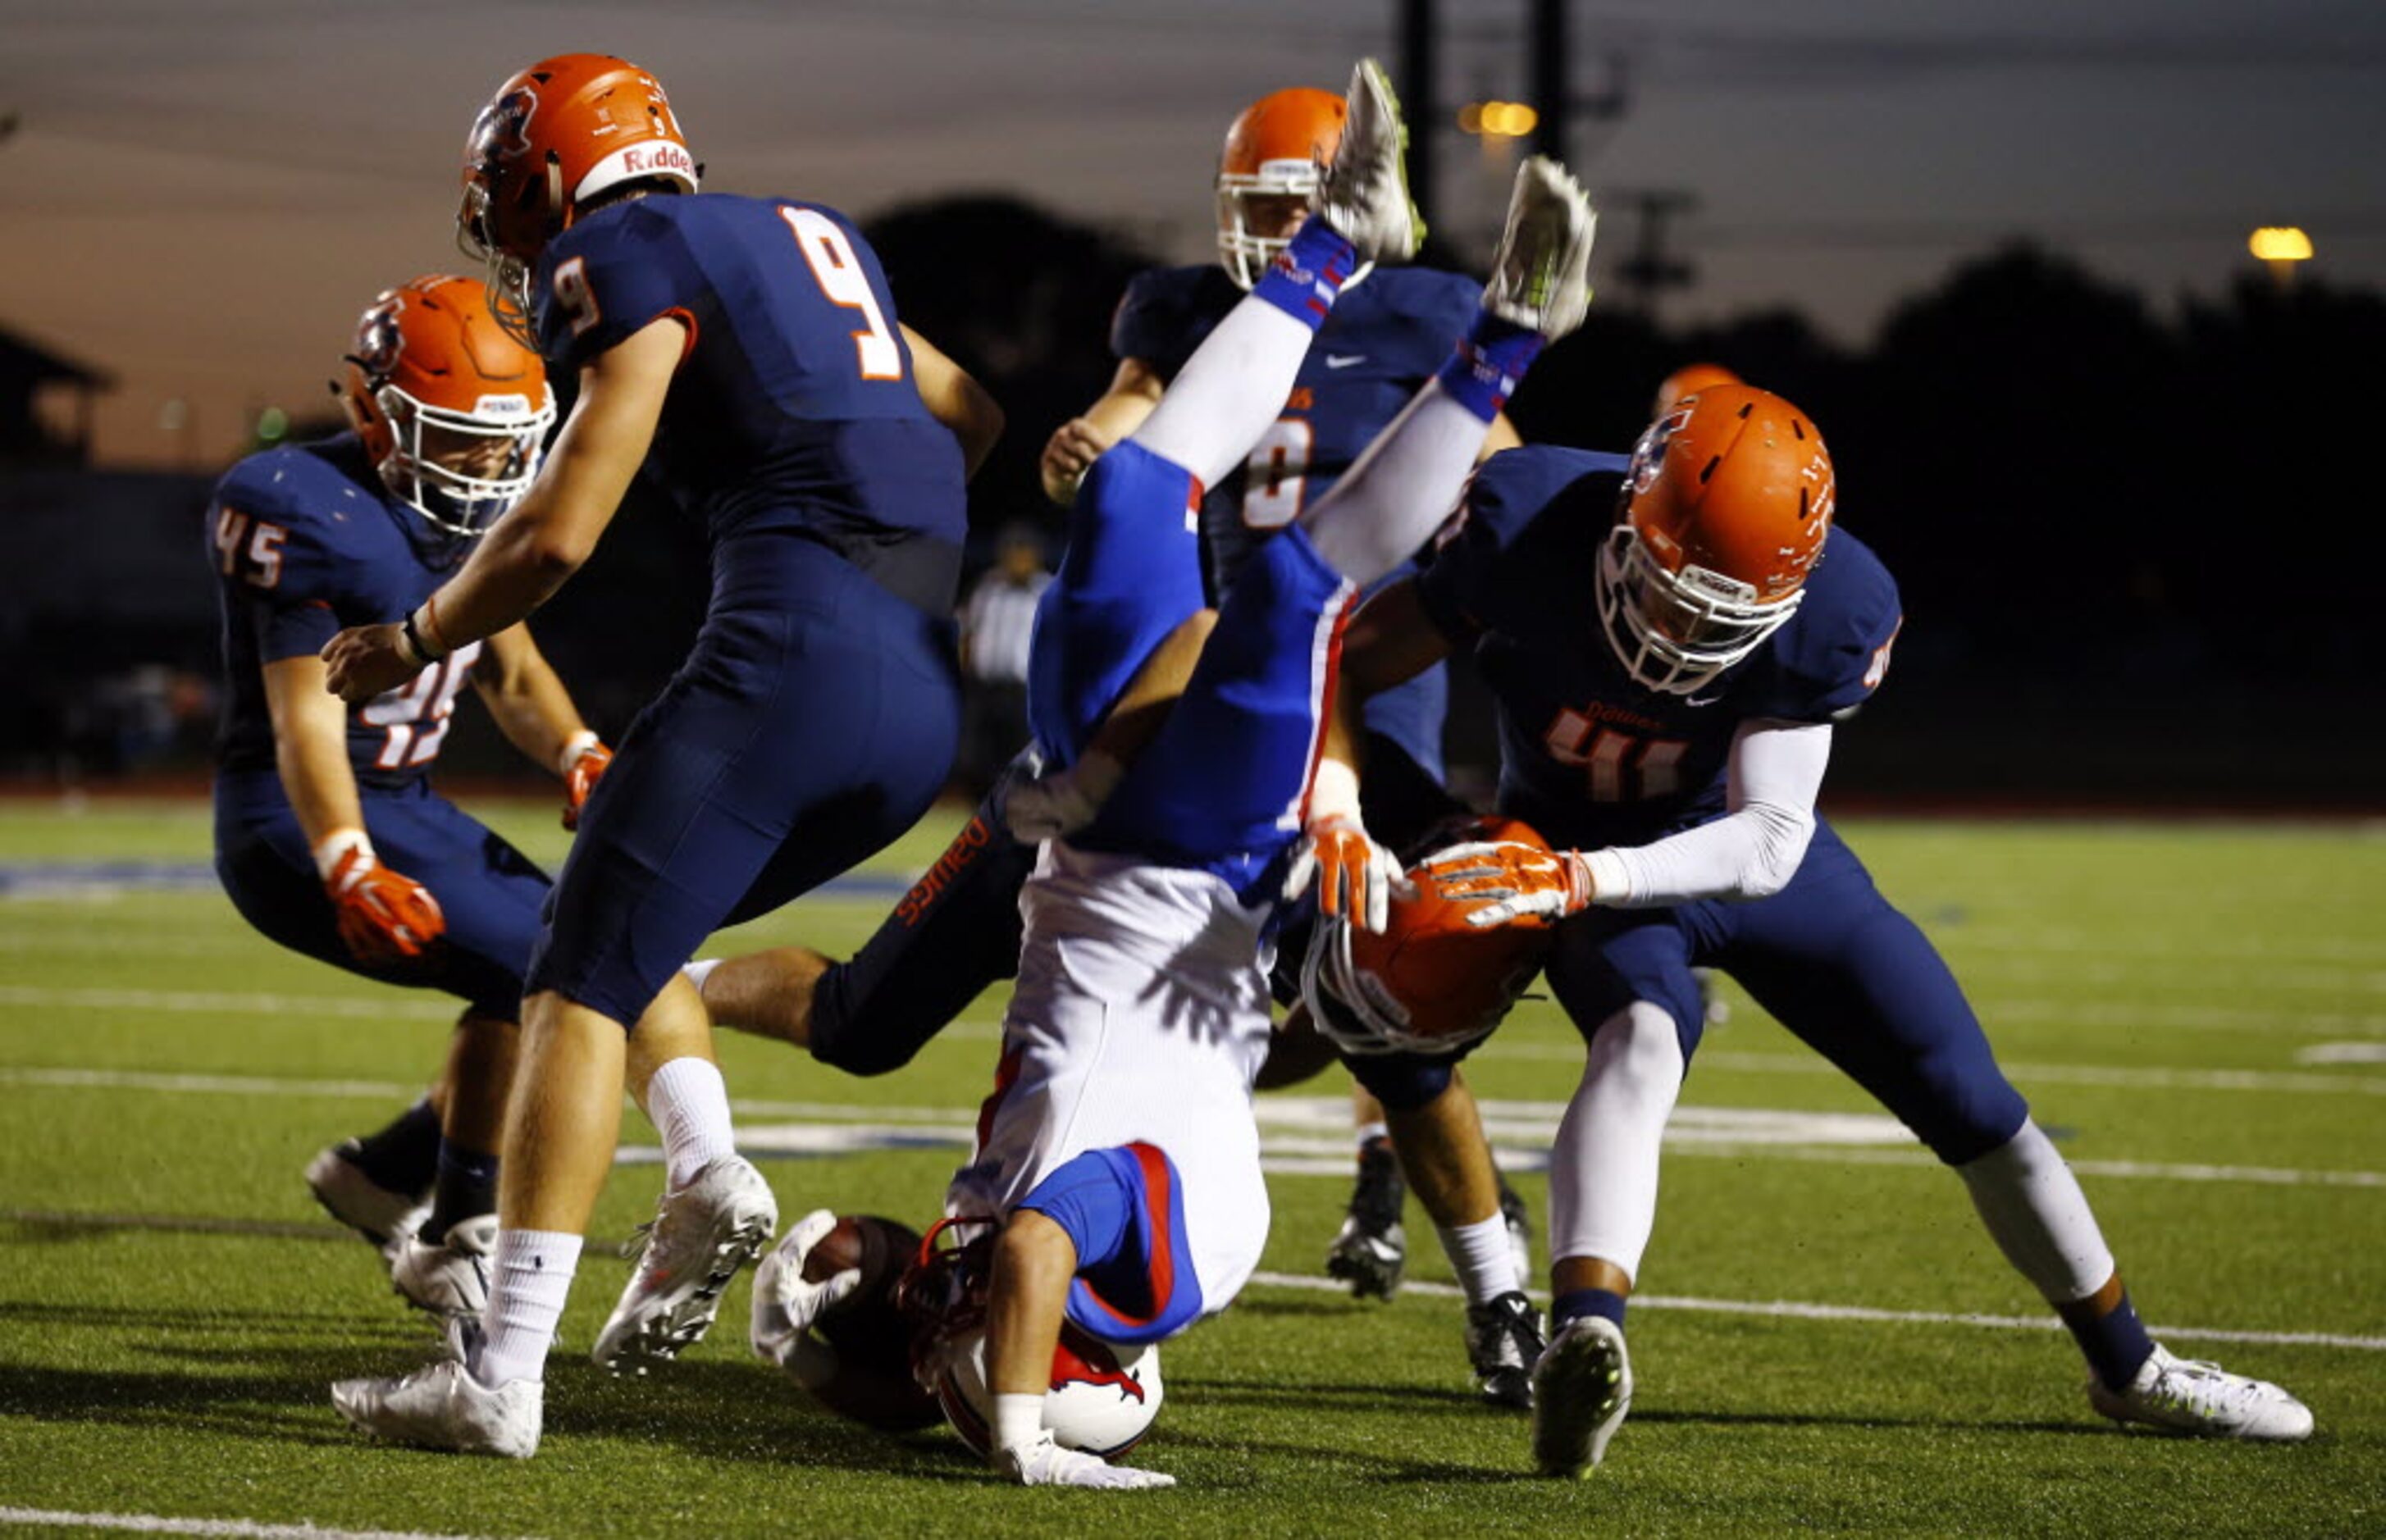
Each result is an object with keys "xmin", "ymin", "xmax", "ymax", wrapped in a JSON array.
[
  {"xmin": 2249, "ymin": 226, "xmax": 2313, "ymax": 291},
  {"xmin": 1459, "ymin": 100, "xmax": 1540, "ymax": 139}
]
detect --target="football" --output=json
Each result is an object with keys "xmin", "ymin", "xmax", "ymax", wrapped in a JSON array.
[
  {"xmin": 796, "ymin": 1214, "xmax": 942, "ymax": 1431},
  {"xmin": 1331, "ymin": 816, "xmax": 1558, "ymax": 1054}
]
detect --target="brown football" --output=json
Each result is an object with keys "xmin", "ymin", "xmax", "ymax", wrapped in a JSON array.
[{"xmin": 797, "ymin": 1214, "xmax": 941, "ymax": 1431}]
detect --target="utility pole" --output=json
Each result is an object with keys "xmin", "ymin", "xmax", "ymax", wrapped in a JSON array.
[
  {"xmin": 1529, "ymin": 0, "xmax": 1567, "ymax": 164},
  {"xmin": 1399, "ymin": 0, "xmax": 1438, "ymax": 237},
  {"xmin": 1610, "ymin": 189, "xmax": 1699, "ymax": 318}
]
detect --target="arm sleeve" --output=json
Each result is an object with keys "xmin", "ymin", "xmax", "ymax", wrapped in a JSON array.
[{"xmin": 1585, "ymin": 719, "xmax": 1832, "ymax": 906}]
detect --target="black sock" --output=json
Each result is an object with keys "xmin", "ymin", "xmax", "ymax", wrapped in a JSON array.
[
  {"xmin": 422, "ymin": 1141, "xmax": 500, "ymax": 1246},
  {"xmin": 346, "ymin": 1099, "xmax": 441, "ymax": 1197},
  {"xmin": 1552, "ymin": 1287, "xmax": 1628, "ymax": 1332},
  {"xmin": 2061, "ymin": 1290, "xmax": 2156, "ymax": 1392}
]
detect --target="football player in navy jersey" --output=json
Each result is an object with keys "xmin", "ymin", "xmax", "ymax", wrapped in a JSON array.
[
  {"xmin": 323, "ymin": 54, "xmax": 1001, "ymax": 1458},
  {"xmin": 1316, "ymin": 384, "xmax": 2315, "ymax": 1474},
  {"xmin": 696, "ymin": 84, "xmax": 1534, "ymax": 1346},
  {"xmin": 212, "ymin": 273, "xmax": 609, "ymax": 1321}
]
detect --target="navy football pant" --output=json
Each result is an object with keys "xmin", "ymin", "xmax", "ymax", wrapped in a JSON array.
[
  {"xmin": 1544, "ymin": 818, "xmax": 2029, "ymax": 1164},
  {"xmin": 528, "ymin": 531, "xmax": 962, "ymax": 1028},
  {"xmin": 212, "ymin": 771, "xmax": 549, "ymax": 1020}
]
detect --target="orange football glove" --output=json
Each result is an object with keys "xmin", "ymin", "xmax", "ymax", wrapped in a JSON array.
[
  {"xmin": 1422, "ymin": 841, "xmax": 1595, "ymax": 927},
  {"xmin": 315, "ymin": 831, "xmax": 445, "ymax": 964},
  {"xmin": 560, "ymin": 733, "xmax": 613, "ymax": 831},
  {"xmin": 1284, "ymin": 816, "xmax": 1412, "ymax": 934}
]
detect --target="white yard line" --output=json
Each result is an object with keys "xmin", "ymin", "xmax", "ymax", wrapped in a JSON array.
[
  {"xmin": 1243, "ymin": 1272, "xmax": 2386, "ymax": 1351},
  {"xmin": 0, "ymin": 1510, "xmax": 525, "ymax": 1540}
]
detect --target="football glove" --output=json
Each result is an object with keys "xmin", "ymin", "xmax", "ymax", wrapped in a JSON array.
[
  {"xmin": 998, "ymin": 1431, "xmax": 1176, "ymax": 1490},
  {"xmin": 315, "ymin": 830, "xmax": 445, "ymax": 963},
  {"xmin": 749, "ymin": 1209, "xmax": 864, "ymax": 1391},
  {"xmin": 559, "ymin": 732, "xmax": 613, "ymax": 832},
  {"xmin": 1284, "ymin": 815, "xmax": 1411, "ymax": 934},
  {"xmin": 1424, "ymin": 840, "xmax": 1597, "ymax": 927}
]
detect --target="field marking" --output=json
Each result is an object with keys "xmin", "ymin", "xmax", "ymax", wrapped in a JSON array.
[
  {"xmin": 0, "ymin": 1509, "xmax": 524, "ymax": 1540},
  {"xmin": 2299, "ymin": 1041, "xmax": 2386, "ymax": 1064},
  {"xmin": 1242, "ymin": 1272, "xmax": 2386, "ymax": 1351},
  {"xmin": 11, "ymin": 1067, "xmax": 2383, "ymax": 1190},
  {"xmin": 0, "ymin": 986, "xmax": 458, "ymax": 1022}
]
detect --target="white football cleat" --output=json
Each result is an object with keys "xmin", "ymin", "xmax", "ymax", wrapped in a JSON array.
[
  {"xmin": 331, "ymin": 1321, "xmax": 541, "ymax": 1459},
  {"xmin": 2087, "ymin": 1345, "xmax": 2315, "ymax": 1442},
  {"xmin": 1483, "ymin": 156, "xmax": 1598, "ymax": 340},
  {"xmin": 1531, "ymin": 1315, "xmax": 1632, "ymax": 1478},
  {"xmin": 998, "ymin": 1432, "xmax": 1176, "ymax": 1490},
  {"xmin": 592, "ymin": 1155, "xmax": 778, "ymax": 1375},
  {"xmin": 390, "ymin": 1214, "xmax": 497, "ymax": 1319},
  {"xmin": 306, "ymin": 1142, "xmax": 428, "ymax": 1266},
  {"xmin": 1317, "ymin": 59, "xmax": 1423, "ymax": 267}
]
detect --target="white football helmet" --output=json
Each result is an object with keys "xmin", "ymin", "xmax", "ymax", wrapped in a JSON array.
[{"xmin": 927, "ymin": 1321, "xmax": 1162, "ymax": 1460}]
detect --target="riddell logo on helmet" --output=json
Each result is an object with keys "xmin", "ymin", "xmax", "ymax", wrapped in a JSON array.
[{"xmin": 623, "ymin": 144, "xmax": 693, "ymax": 176}]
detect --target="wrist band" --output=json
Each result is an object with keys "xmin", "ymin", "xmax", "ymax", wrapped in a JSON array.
[
  {"xmin": 557, "ymin": 730, "xmax": 601, "ymax": 776},
  {"xmin": 312, "ymin": 827, "xmax": 373, "ymax": 884},
  {"xmin": 401, "ymin": 608, "xmax": 446, "ymax": 666}
]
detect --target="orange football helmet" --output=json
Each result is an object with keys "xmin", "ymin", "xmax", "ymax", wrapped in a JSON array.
[
  {"xmin": 1302, "ymin": 817, "xmax": 1558, "ymax": 1057},
  {"xmin": 334, "ymin": 274, "xmax": 555, "ymax": 539},
  {"xmin": 1599, "ymin": 384, "xmax": 1836, "ymax": 695},
  {"xmin": 458, "ymin": 52, "xmax": 700, "ymax": 342},
  {"xmin": 1216, "ymin": 86, "xmax": 1347, "ymax": 288},
  {"xmin": 1651, "ymin": 362, "xmax": 1740, "ymax": 417}
]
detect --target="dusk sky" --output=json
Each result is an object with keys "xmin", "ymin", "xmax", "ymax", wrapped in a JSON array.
[{"xmin": 6, "ymin": 0, "xmax": 2382, "ymax": 467}]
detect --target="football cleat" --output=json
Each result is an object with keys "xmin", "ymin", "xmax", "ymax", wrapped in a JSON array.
[
  {"xmin": 306, "ymin": 1141, "xmax": 428, "ymax": 1266},
  {"xmin": 1499, "ymin": 1178, "xmax": 1534, "ymax": 1283},
  {"xmin": 390, "ymin": 1214, "xmax": 497, "ymax": 1319},
  {"xmin": 1316, "ymin": 60, "xmax": 1423, "ymax": 267},
  {"xmin": 331, "ymin": 1319, "xmax": 541, "ymax": 1459},
  {"xmin": 1465, "ymin": 1290, "xmax": 1547, "ymax": 1410},
  {"xmin": 1483, "ymin": 156, "xmax": 1597, "ymax": 340},
  {"xmin": 2087, "ymin": 1345, "xmax": 2315, "ymax": 1442},
  {"xmin": 1324, "ymin": 1135, "xmax": 1407, "ymax": 1301},
  {"xmin": 592, "ymin": 1155, "xmax": 778, "ymax": 1375},
  {"xmin": 998, "ymin": 1432, "xmax": 1176, "ymax": 1490},
  {"xmin": 1531, "ymin": 1315, "xmax": 1633, "ymax": 1478}
]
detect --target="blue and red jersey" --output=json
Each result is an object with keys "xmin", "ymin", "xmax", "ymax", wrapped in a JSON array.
[
  {"xmin": 1415, "ymin": 444, "xmax": 1905, "ymax": 850},
  {"xmin": 532, "ymin": 192, "xmax": 968, "ymax": 612},
  {"xmin": 208, "ymin": 435, "xmax": 483, "ymax": 790}
]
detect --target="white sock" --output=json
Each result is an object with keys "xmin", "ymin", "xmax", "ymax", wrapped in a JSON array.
[
  {"xmin": 1131, "ymin": 298, "xmax": 1317, "ymax": 490},
  {"xmin": 645, "ymin": 1056, "xmax": 738, "ymax": 1191},
  {"xmin": 681, "ymin": 958, "xmax": 721, "ymax": 991},
  {"xmin": 1548, "ymin": 1002, "xmax": 1684, "ymax": 1280},
  {"xmin": 1437, "ymin": 1214, "xmax": 1522, "ymax": 1305},
  {"xmin": 476, "ymin": 1227, "xmax": 582, "ymax": 1387},
  {"xmin": 1958, "ymin": 1118, "xmax": 2116, "ymax": 1303},
  {"xmin": 1353, "ymin": 1120, "xmax": 1389, "ymax": 1149},
  {"xmin": 992, "ymin": 1390, "xmax": 1045, "ymax": 1452},
  {"xmin": 1299, "ymin": 380, "xmax": 1495, "ymax": 588}
]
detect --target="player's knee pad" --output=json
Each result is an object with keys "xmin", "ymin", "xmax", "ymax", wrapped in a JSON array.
[
  {"xmin": 1909, "ymin": 1060, "xmax": 2031, "ymax": 1166},
  {"xmin": 1346, "ymin": 1051, "xmax": 1455, "ymax": 1113},
  {"xmin": 1584, "ymin": 1001, "xmax": 1689, "ymax": 1103},
  {"xmin": 803, "ymin": 964, "xmax": 927, "ymax": 1078}
]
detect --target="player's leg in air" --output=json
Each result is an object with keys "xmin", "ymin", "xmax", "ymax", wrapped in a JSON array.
[{"xmin": 1526, "ymin": 821, "xmax": 2313, "ymax": 1478}]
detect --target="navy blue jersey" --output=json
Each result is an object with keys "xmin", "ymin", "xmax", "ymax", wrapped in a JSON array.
[
  {"xmin": 209, "ymin": 435, "xmax": 485, "ymax": 790},
  {"xmin": 1111, "ymin": 262, "xmax": 1482, "ymax": 600},
  {"xmin": 1416, "ymin": 445, "xmax": 1905, "ymax": 850},
  {"xmin": 534, "ymin": 192, "xmax": 967, "ymax": 611}
]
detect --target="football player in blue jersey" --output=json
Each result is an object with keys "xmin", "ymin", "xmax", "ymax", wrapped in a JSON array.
[
  {"xmin": 322, "ymin": 53, "xmax": 1002, "ymax": 1457},
  {"xmin": 696, "ymin": 85, "xmax": 1536, "ymax": 1365},
  {"xmin": 212, "ymin": 273, "xmax": 609, "ymax": 1320},
  {"xmin": 1313, "ymin": 382, "xmax": 2315, "ymax": 1474},
  {"xmin": 752, "ymin": 68, "xmax": 1598, "ymax": 1485}
]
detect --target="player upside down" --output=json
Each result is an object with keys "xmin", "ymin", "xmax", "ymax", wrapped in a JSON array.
[{"xmin": 752, "ymin": 62, "xmax": 1599, "ymax": 1488}]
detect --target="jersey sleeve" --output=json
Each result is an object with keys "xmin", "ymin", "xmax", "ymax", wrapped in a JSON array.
[
  {"xmin": 536, "ymin": 203, "xmax": 702, "ymax": 374},
  {"xmin": 1414, "ymin": 447, "xmax": 1620, "ymax": 643},
  {"xmin": 1107, "ymin": 266, "xmax": 1219, "ymax": 376},
  {"xmin": 208, "ymin": 462, "xmax": 350, "ymax": 663},
  {"xmin": 1754, "ymin": 531, "xmax": 1905, "ymax": 722}
]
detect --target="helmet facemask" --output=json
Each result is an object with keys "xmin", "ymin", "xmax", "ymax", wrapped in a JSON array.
[
  {"xmin": 372, "ymin": 383, "xmax": 553, "ymax": 540},
  {"xmin": 1595, "ymin": 521, "xmax": 1804, "ymax": 696},
  {"xmin": 1216, "ymin": 159, "xmax": 1322, "ymax": 289}
]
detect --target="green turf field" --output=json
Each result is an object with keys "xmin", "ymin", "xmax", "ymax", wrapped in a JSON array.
[{"xmin": 0, "ymin": 798, "xmax": 2379, "ymax": 1538}]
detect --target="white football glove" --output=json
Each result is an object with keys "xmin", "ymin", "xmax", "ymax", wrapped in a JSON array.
[
  {"xmin": 1002, "ymin": 750, "xmax": 1124, "ymax": 844},
  {"xmin": 1284, "ymin": 815, "xmax": 1412, "ymax": 934},
  {"xmin": 998, "ymin": 1431, "xmax": 1177, "ymax": 1490},
  {"xmin": 748, "ymin": 1208, "xmax": 864, "ymax": 1390}
]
